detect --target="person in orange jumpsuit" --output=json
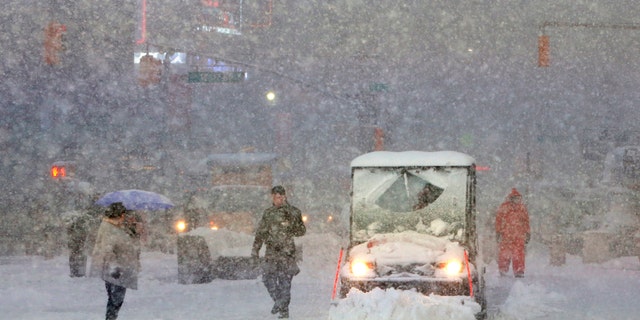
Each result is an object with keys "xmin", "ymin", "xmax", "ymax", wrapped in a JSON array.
[{"xmin": 495, "ymin": 188, "xmax": 530, "ymax": 277}]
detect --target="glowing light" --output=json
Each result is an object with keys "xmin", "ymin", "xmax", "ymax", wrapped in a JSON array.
[
  {"xmin": 302, "ymin": 215, "xmax": 308, "ymax": 223},
  {"xmin": 51, "ymin": 166, "xmax": 66, "ymax": 178},
  {"xmin": 175, "ymin": 220, "xmax": 187, "ymax": 233},
  {"xmin": 266, "ymin": 91, "xmax": 276, "ymax": 101},
  {"xmin": 350, "ymin": 259, "xmax": 374, "ymax": 277},
  {"xmin": 443, "ymin": 260, "xmax": 463, "ymax": 276}
]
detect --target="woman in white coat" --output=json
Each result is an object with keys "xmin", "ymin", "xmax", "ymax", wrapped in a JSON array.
[{"xmin": 90, "ymin": 202, "xmax": 140, "ymax": 320}]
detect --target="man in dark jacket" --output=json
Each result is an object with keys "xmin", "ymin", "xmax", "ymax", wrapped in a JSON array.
[{"xmin": 252, "ymin": 186, "xmax": 306, "ymax": 319}]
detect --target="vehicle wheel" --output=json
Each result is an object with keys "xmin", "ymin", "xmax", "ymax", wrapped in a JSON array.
[{"xmin": 338, "ymin": 279, "xmax": 350, "ymax": 298}]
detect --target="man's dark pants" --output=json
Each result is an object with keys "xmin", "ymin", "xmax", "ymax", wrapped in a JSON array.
[{"xmin": 262, "ymin": 263, "xmax": 294, "ymax": 314}]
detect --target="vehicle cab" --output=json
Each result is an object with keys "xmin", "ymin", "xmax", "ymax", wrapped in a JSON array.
[{"xmin": 339, "ymin": 151, "xmax": 486, "ymax": 315}]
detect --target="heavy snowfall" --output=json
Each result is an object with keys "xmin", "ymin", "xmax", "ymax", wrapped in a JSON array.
[
  {"xmin": 2, "ymin": 1, "xmax": 640, "ymax": 319},
  {"xmin": 2, "ymin": 231, "xmax": 640, "ymax": 319}
]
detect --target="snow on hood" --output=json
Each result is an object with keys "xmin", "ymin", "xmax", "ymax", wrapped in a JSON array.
[{"xmin": 345, "ymin": 230, "xmax": 470, "ymax": 276}]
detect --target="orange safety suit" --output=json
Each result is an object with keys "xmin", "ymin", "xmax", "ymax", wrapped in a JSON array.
[{"xmin": 495, "ymin": 188, "xmax": 530, "ymax": 277}]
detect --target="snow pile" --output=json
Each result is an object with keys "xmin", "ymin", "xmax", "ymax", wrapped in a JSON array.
[{"xmin": 328, "ymin": 288, "xmax": 480, "ymax": 320}]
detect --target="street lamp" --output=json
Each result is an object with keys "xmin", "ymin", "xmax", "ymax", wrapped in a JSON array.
[{"xmin": 266, "ymin": 91, "xmax": 276, "ymax": 103}]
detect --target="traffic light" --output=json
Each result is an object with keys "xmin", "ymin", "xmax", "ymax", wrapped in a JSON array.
[
  {"xmin": 51, "ymin": 165, "xmax": 66, "ymax": 178},
  {"xmin": 50, "ymin": 161, "xmax": 76, "ymax": 179},
  {"xmin": 44, "ymin": 21, "xmax": 66, "ymax": 65},
  {"xmin": 374, "ymin": 127, "xmax": 384, "ymax": 151},
  {"xmin": 138, "ymin": 54, "xmax": 162, "ymax": 87},
  {"xmin": 538, "ymin": 35, "xmax": 550, "ymax": 67}
]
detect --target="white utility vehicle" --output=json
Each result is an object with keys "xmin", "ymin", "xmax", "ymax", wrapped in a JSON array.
[{"xmin": 339, "ymin": 151, "xmax": 486, "ymax": 318}]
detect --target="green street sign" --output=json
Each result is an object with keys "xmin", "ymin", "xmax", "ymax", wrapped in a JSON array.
[
  {"xmin": 188, "ymin": 71, "xmax": 246, "ymax": 83},
  {"xmin": 369, "ymin": 82, "xmax": 389, "ymax": 92}
]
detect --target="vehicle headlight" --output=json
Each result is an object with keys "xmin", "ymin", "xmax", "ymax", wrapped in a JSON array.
[
  {"xmin": 438, "ymin": 259, "xmax": 463, "ymax": 276},
  {"xmin": 175, "ymin": 220, "xmax": 187, "ymax": 233},
  {"xmin": 350, "ymin": 259, "xmax": 375, "ymax": 277}
]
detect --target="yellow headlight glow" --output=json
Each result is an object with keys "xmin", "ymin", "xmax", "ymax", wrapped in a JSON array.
[
  {"xmin": 350, "ymin": 259, "xmax": 374, "ymax": 277},
  {"xmin": 443, "ymin": 260, "xmax": 463, "ymax": 276},
  {"xmin": 175, "ymin": 220, "xmax": 187, "ymax": 233}
]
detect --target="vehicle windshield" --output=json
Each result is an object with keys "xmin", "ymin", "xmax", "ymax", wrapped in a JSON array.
[{"xmin": 350, "ymin": 166, "xmax": 469, "ymax": 242}]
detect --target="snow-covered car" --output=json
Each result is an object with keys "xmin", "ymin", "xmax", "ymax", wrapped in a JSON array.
[
  {"xmin": 174, "ymin": 152, "xmax": 307, "ymax": 283},
  {"xmin": 175, "ymin": 153, "xmax": 278, "ymax": 234},
  {"xmin": 177, "ymin": 227, "xmax": 263, "ymax": 284},
  {"xmin": 339, "ymin": 151, "xmax": 486, "ymax": 317}
]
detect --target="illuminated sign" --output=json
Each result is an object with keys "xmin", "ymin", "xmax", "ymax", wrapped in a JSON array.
[
  {"xmin": 134, "ymin": 52, "xmax": 186, "ymax": 64},
  {"xmin": 197, "ymin": 25, "xmax": 242, "ymax": 35},
  {"xmin": 187, "ymin": 71, "xmax": 246, "ymax": 83},
  {"xmin": 194, "ymin": 0, "xmax": 273, "ymax": 34},
  {"xmin": 197, "ymin": 0, "xmax": 241, "ymax": 35}
]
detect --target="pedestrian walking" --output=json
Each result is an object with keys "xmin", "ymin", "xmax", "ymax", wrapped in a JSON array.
[
  {"xmin": 67, "ymin": 194, "xmax": 103, "ymax": 277},
  {"xmin": 252, "ymin": 186, "xmax": 306, "ymax": 319},
  {"xmin": 90, "ymin": 202, "xmax": 141, "ymax": 320},
  {"xmin": 495, "ymin": 188, "xmax": 530, "ymax": 277},
  {"xmin": 67, "ymin": 211, "xmax": 92, "ymax": 277}
]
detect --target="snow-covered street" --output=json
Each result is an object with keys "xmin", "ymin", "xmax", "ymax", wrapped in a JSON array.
[
  {"xmin": 2, "ymin": 232, "xmax": 640, "ymax": 319},
  {"xmin": 3, "ymin": 1, "xmax": 640, "ymax": 319}
]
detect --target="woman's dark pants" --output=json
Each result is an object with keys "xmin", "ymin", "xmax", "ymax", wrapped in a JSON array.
[{"xmin": 105, "ymin": 282, "xmax": 127, "ymax": 320}]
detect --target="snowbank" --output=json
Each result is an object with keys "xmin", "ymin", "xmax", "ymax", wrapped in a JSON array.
[{"xmin": 328, "ymin": 288, "xmax": 480, "ymax": 320}]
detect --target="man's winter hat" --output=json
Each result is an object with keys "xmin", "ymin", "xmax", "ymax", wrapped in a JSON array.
[
  {"xmin": 106, "ymin": 202, "xmax": 126, "ymax": 218},
  {"xmin": 271, "ymin": 185, "xmax": 286, "ymax": 195},
  {"xmin": 509, "ymin": 188, "xmax": 521, "ymax": 197}
]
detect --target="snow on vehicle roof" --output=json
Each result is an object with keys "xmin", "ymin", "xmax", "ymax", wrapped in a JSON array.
[
  {"xmin": 351, "ymin": 151, "xmax": 475, "ymax": 168},
  {"xmin": 182, "ymin": 153, "xmax": 278, "ymax": 174}
]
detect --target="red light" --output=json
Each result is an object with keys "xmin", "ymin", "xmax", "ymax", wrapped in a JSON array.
[
  {"xmin": 538, "ymin": 35, "xmax": 550, "ymax": 67},
  {"xmin": 476, "ymin": 166, "xmax": 490, "ymax": 171},
  {"xmin": 44, "ymin": 21, "xmax": 66, "ymax": 65},
  {"xmin": 51, "ymin": 165, "xmax": 66, "ymax": 178}
]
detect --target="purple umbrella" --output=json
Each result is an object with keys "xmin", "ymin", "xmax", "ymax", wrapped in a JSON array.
[{"xmin": 96, "ymin": 189, "xmax": 174, "ymax": 211}]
